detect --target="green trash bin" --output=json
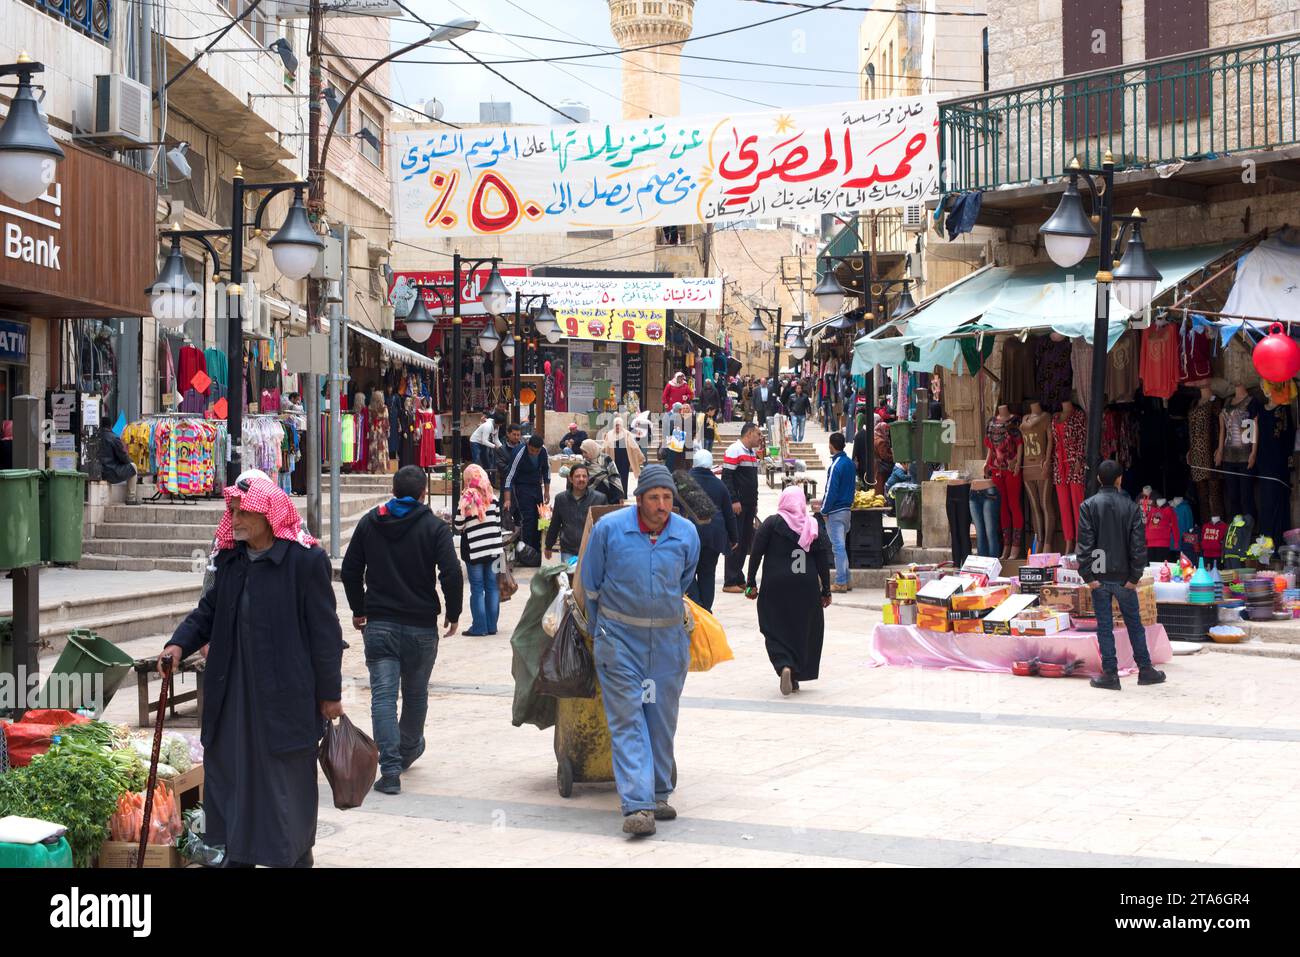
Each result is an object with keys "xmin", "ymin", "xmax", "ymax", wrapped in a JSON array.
[
  {"xmin": 0, "ymin": 470, "xmax": 41, "ymax": 570},
  {"xmin": 0, "ymin": 837, "xmax": 74, "ymax": 868},
  {"xmin": 36, "ymin": 630, "xmax": 135, "ymax": 715},
  {"xmin": 888, "ymin": 420, "xmax": 954, "ymax": 465},
  {"xmin": 40, "ymin": 469, "xmax": 86, "ymax": 564}
]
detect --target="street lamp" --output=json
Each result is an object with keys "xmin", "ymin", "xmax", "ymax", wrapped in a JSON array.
[
  {"xmin": 0, "ymin": 55, "xmax": 64, "ymax": 204},
  {"xmin": 746, "ymin": 314, "xmax": 767, "ymax": 342},
  {"xmin": 1040, "ymin": 153, "xmax": 1162, "ymax": 493},
  {"xmin": 813, "ymin": 268, "xmax": 849, "ymax": 314},
  {"xmin": 403, "ymin": 293, "xmax": 435, "ymax": 344},
  {"xmin": 478, "ymin": 319, "xmax": 501, "ymax": 354},
  {"xmin": 511, "ymin": 291, "xmax": 551, "ymax": 424},
  {"xmin": 753, "ymin": 307, "xmax": 783, "ymax": 379},
  {"xmin": 147, "ymin": 166, "xmax": 321, "ymax": 474}
]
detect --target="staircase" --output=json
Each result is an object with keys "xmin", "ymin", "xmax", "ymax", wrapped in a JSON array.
[{"xmin": 81, "ymin": 473, "xmax": 395, "ymax": 574}]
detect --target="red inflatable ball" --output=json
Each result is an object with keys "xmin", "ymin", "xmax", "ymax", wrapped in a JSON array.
[{"xmin": 1252, "ymin": 323, "xmax": 1300, "ymax": 382}]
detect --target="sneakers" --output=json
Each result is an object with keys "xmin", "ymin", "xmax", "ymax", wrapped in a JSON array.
[
  {"xmin": 654, "ymin": 801, "xmax": 677, "ymax": 821},
  {"xmin": 373, "ymin": 774, "xmax": 401, "ymax": 795},
  {"xmin": 780, "ymin": 666, "xmax": 794, "ymax": 697},
  {"xmin": 622, "ymin": 810, "xmax": 656, "ymax": 836},
  {"xmin": 1090, "ymin": 671, "xmax": 1122, "ymax": 691},
  {"xmin": 400, "ymin": 738, "xmax": 426, "ymax": 771},
  {"xmin": 830, "ymin": 583, "xmax": 851, "ymax": 594},
  {"xmin": 721, "ymin": 585, "xmax": 745, "ymax": 594},
  {"xmin": 1137, "ymin": 666, "xmax": 1167, "ymax": 686}
]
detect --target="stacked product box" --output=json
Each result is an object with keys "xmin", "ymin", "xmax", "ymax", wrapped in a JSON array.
[
  {"xmin": 947, "ymin": 586, "xmax": 1013, "ymax": 634},
  {"xmin": 983, "ymin": 594, "xmax": 1041, "ymax": 634}
]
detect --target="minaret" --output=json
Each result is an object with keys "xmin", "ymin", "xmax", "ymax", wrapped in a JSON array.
[{"xmin": 607, "ymin": 0, "xmax": 694, "ymax": 120}]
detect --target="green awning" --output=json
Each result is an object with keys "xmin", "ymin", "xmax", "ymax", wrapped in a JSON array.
[{"xmin": 853, "ymin": 243, "xmax": 1237, "ymax": 374}]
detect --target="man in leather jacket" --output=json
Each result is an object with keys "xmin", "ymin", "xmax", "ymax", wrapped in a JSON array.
[{"xmin": 1076, "ymin": 459, "xmax": 1167, "ymax": 690}]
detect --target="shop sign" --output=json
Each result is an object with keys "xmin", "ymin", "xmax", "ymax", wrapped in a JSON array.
[
  {"xmin": 504, "ymin": 276, "xmax": 722, "ymax": 311},
  {"xmin": 555, "ymin": 307, "xmax": 668, "ymax": 344},
  {"xmin": 0, "ymin": 319, "xmax": 29, "ymax": 363}
]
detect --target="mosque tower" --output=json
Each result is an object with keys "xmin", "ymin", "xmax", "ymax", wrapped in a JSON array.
[{"xmin": 607, "ymin": 0, "xmax": 695, "ymax": 120}]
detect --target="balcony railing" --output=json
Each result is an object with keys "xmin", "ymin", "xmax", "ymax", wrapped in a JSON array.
[
  {"xmin": 816, "ymin": 212, "xmax": 907, "ymax": 282},
  {"xmin": 940, "ymin": 31, "xmax": 1300, "ymax": 194},
  {"xmin": 23, "ymin": 0, "xmax": 112, "ymax": 44}
]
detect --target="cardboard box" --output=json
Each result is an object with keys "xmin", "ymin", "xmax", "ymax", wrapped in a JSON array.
[
  {"xmin": 97, "ymin": 842, "xmax": 182, "ymax": 869},
  {"xmin": 983, "ymin": 594, "xmax": 1040, "ymax": 634},
  {"xmin": 916, "ymin": 615, "xmax": 952, "ymax": 633},
  {"xmin": 883, "ymin": 601, "xmax": 918, "ymax": 625},
  {"xmin": 1040, "ymin": 584, "xmax": 1085, "ymax": 614},
  {"xmin": 1055, "ymin": 566, "xmax": 1085, "ymax": 586},
  {"xmin": 916, "ymin": 578, "xmax": 966, "ymax": 607},
  {"xmin": 960, "ymin": 555, "xmax": 1004, "ymax": 579},
  {"xmin": 1011, "ymin": 611, "xmax": 1071, "ymax": 635},
  {"xmin": 1026, "ymin": 552, "xmax": 1062, "ymax": 568},
  {"xmin": 951, "ymin": 587, "xmax": 1012, "ymax": 611},
  {"xmin": 572, "ymin": 504, "xmax": 633, "ymax": 615},
  {"xmin": 170, "ymin": 764, "xmax": 204, "ymax": 812},
  {"xmin": 947, "ymin": 607, "xmax": 992, "ymax": 621},
  {"xmin": 1018, "ymin": 565, "xmax": 1056, "ymax": 593},
  {"xmin": 952, "ymin": 618, "xmax": 988, "ymax": 634}
]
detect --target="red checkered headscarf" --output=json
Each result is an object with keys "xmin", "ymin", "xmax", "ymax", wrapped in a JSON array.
[{"xmin": 213, "ymin": 476, "xmax": 318, "ymax": 552}]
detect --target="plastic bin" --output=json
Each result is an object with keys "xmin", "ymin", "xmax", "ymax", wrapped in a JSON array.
[
  {"xmin": 0, "ymin": 837, "xmax": 73, "ymax": 868},
  {"xmin": 1156, "ymin": 601, "xmax": 1218, "ymax": 642},
  {"xmin": 0, "ymin": 469, "xmax": 42, "ymax": 570},
  {"xmin": 888, "ymin": 420, "xmax": 954, "ymax": 465},
  {"xmin": 36, "ymin": 630, "xmax": 135, "ymax": 714},
  {"xmin": 890, "ymin": 482, "xmax": 922, "ymax": 531},
  {"xmin": 40, "ymin": 469, "xmax": 86, "ymax": 564}
]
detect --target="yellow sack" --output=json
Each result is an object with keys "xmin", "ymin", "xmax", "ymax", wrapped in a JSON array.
[{"xmin": 684, "ymin": 596, "xmax": 733, "ymax": 673}]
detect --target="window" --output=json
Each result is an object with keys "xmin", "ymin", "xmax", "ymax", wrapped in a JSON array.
[
  {"xmin": 1144, "ymin": 0, "xmax": 1211, "ymax": 124},
  {"xmin": 327, "ymin": 84, "xmax": 350, "ymax": 135},
  {"xmin": 1062, "ymin": 0, "xmax": 1124, "ymax": 138},
  {"xmin": 864, "ymin": 62, "xmax": 876, "ymax": 99},
  {"xmin": 982, "ymin": 28, "xmax": 989, "ymax": 92},
  {"xmin": 226, "ymin": 0, "xmax": 269, "ymax": 45},
  {"xmin": 359, "ymin": 109, "xmax": 383, "ymax": 167}
]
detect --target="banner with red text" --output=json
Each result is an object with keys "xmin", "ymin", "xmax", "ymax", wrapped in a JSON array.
[{"xmin": 392, "ymin": 97, "xmax": 939, "ymax": 239}]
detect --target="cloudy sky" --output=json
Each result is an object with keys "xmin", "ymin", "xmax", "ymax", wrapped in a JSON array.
[{"xmin": 387, "ymin": 0, "xmax": 870, "ymax": 126}]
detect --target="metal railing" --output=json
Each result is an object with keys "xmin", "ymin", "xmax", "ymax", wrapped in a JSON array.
[
  {"xmin": 23, "ymin": 0, "xmax": 112, "ymax": 43},
  {"xmin": 816, "ymin": 211, "xmax": 908, "ymax": 281},
  {"xmin": 940, "ymin": 31, "xmax": 1300, "ymax": 194}
]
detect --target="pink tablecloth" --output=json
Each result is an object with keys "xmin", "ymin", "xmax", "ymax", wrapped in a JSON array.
[{"xmin": 869, "ymin": 624, "xmax": 1172, "ymax": 677}]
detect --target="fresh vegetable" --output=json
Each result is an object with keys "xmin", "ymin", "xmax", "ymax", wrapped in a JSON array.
[{"xmin": 0, "ymin": 744, "xmax": 122, "ymax": 868}]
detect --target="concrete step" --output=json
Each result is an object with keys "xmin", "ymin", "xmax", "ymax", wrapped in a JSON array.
[
  {"xmin": 91, "ymin": 508, "xmax": 367, "ymax": 544},
  {"xmin": 99, "ymin": 495, "xmax": 379, "ymax": 526},
  {"xmin": 38, "ymin": 601, "xmax": 200, "ymax": 657},
  {"xmin": 1237, "ymin": 618, "xmax": 1300, "ymax": 644},
  {"xmin": 36, "ymin": 582, "xmax": 203, "ymax": 626},
  {"xmin": 1202, "ymin": 640, "xmax": 1300, "ymax": 660}
]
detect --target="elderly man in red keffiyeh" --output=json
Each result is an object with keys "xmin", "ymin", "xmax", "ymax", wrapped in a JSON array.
[{"xmin": 160, "ymin": 475, "xmax": 343, "ymax": 868}]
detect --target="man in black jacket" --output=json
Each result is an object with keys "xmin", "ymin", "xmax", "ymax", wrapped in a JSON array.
[
  {"xmin": 1077, "ymin": 459, "xmax": 1166, "ymax": 690},
  {"xmin": 341, "ymin": 465, "xmax": 463, "ymax": 793},
  {"xmin": 721, "ymin": 422, "xmax": 763, "ymax": 592},
  {"xmin": 545, "ymin": 462, "xmax": 606, "ymax": 563},
  {"xmin": 688, "ymin": 449, "xmax": 738, "ymax": 611}
]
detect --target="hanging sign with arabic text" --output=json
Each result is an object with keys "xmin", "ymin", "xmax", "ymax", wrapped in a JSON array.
[
  {"xmin": 553, "ymin": 308, "xmax": 668, "ymax": 345},
  {"xmin": 392, "ymin": 97, "xmax": 939, "ymax": 239},
  {"xmin": 502, "ymin": 276, "xmax": 720, "ymax": 311}
]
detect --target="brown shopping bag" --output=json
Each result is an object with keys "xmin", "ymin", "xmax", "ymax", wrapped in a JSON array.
[{"xmin": 318, "ymin": 714, "xmax": 379, "ymax": 810}]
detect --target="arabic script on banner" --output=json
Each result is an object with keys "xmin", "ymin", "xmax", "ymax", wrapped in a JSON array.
[
  {"xmin": 502, "ymin": 276, "xmax": 721, "ymax": 311},
  {"xmin": 393, "ymin": 97, "xmax": 939, "ymax": 239},
  {"xmin": 555, "ymin": 308, "xmax": 668, "ymax": 345}
]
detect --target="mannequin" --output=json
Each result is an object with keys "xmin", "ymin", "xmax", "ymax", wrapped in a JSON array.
[
  {"xmin": 1254, "ymin": 395, "xmax": 1296, "ymax": 546},
  {"xmin": 1172, "ymin": 495, "xmax": 1197, "ymax": 560},
  {"xmin": 1052, "ymin": 399, "xmax": 1087, "ymax": 553},
  {"xmin": 1187, "ymin": 385, "xmax": 1223, "ymax": 522},
  {"xmin": 554, "ymin": 362, "xmax": 568, "ymax": 413},
  {"xmin": 1019, "ymin": 399, "xmax": 1056, "ymax": 551},
  {"xmin": 1146, "ymin": 495, "xmax": 1178, "ymax": 562},
  {"xmin": 368, "ymin": 390, "xmax": 391, "ymax": 475},
  {"xmin": 984, "ymin": 403, "xmax": 1024, "ymax": 561},
  {"xmin": 1033, "ymin": 332, "xmax": 1073, "ymax": 410},
  {"xmin": 1217, "ymin": 383, "xmax": 1258, "ymax": 522},
  {"xmin": 1201, "ymin": 514, "xmax": 1227, "ymax": 565},
  {"xmin": 1137, "ymin": 485, "xmax": 1155, "ymax": 524},
  {"xmin": 352, "ymin": 392, "xmax": 370, "ymax": 473},
  {"xmin": 418, "ymin": 397, "xmax": 439, "ymax": 468}
]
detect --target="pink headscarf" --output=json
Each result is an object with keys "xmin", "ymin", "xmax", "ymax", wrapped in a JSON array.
[
  {"xmin": 213, "ymin": 477, "xmax": 318, "ymax": 552},
  {"xmin": 776, "ymin": 485, "xmax": 818, "ymax": 552},
  {"xmin": 460, "ymin": 463, "xmax": 494, "ymax": 522}
]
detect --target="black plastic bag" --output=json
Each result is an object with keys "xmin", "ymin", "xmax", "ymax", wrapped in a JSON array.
[
  {"xmin": 534, "ymin": 609, "xmax": 596, "ymax": 698},
  {"xmin": 318, "ymin": 714, "xmax": 379, "ymax": 810},
  {"xmin": 515, "ymin": 542, "xmax": 542, "ymax": 567}
]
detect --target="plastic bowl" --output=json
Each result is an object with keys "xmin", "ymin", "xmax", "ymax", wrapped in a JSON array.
[{"xmin": 1209, "ymin": 626, "xmax": 1247, "ymax": 643}]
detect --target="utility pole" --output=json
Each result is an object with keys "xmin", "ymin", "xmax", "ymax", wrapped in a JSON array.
[{"xmin": 305, "ymin": 0, "xmax": 324, "ymax": 536}]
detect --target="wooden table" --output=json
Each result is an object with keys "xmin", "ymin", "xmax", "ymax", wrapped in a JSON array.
[{"xmin": 133, "ymin": 656, "xmax": 205, "ymax": 728}]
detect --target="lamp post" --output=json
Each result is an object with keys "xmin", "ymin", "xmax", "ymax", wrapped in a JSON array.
[
  {"xmin": 401, "ymin": 256, "xmax": 509, "ymax": 505},
  {"xmin": 0, "ymin": 55, "xmax": 64, "ymax": 204},
  {"xmin": 511, "ymin": 291, "xmax": 552, "ymax": 424},
  {"xmin": 1040, "ymin": 153, "xmax": 1162, "ymax": 494},
  {"xmin": 148, "ymin": 170, "xmax": 323, "ymax": 476},
  {"xmin": 813, "ymin": 251, "xmax": 916, "ymax": 485},
  {"xmin": 750, "ymin": 307, "xmax": 783, "ymax": 381}
]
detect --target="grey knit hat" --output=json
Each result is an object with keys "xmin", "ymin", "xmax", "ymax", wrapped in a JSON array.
[{"xmin": 635, "ymin": 464, "xmax": 675, "ymax": 496}]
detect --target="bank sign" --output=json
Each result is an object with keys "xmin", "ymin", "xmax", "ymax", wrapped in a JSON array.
[
  {"xmin": 1, "ymin": 183, "xmax": 61, "ymax": 272},
  {"xmin": 0, "ymin": 319, "xmax": 29, "ymax": 363}
]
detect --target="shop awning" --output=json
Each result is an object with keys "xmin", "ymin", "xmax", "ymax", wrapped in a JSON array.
[
  {"xmin": 853, "ymin": 243, "xmax": 1237, "ymax": 374},
  {"xmin": 670, "ymin": 316, "xmax": 719, "ymax": 352},
  {"xmin": 349, "ymin": 323, "xmax": 436, "ymax": 370}
]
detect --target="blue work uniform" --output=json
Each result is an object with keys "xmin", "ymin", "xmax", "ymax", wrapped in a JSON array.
[{"xmin": 580, "ymin": 507, "xmax": 700, "ymax": 815}]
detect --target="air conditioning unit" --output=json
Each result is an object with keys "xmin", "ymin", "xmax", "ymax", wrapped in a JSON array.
[
  {"xmin": 901, "ymin": 204, "xmax": 927, "ymax": 232},
  {"xmin": 90, "ymin": 74, "xmax": 152, "ymax": 147}
]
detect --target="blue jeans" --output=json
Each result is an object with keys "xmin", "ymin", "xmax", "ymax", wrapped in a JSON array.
[
  {"xmin": 593, "ymin": 622, "xmax": 690, "ymax": 815},
  {"xmin": 363, "ymin": 621, "xmax": 440, "ymax": 778},
  {"xmin": 1091, "ymin": 580, "xmax": 1153, "ymax": 674},
  {"xmin": 465, "ymin": 560, "xmax": 500, "ymax": 634},
  {"xmin": 825, "ymin": 509, "xmax": 851, "ymax": 586},
  {"xmin": 969, "ymin": 486, "xmax": 1002, "ymax": 558},
  {"xmin": 791, "ymin": 415, "xmax": 806, "ymax": 442}
]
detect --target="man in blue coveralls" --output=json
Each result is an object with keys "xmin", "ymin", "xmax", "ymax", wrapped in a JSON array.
[{"xmin": 580, "ymin": 463, "xmax": 700, "ymax": 836}]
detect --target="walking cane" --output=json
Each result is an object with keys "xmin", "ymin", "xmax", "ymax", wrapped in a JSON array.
[{"xmin": 137, "ymin": 656, "xmax": 173, "ymax": 867}]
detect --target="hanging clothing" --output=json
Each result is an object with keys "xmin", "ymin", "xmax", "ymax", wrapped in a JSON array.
[
  {"xmin": 1221, "ymin": 394, "xmax": 1261, "ymax": 464},
  {"xmin": 1105, "ymin": 331, "xmax": 1140, "ymax": 403},
  {"xmin": 1051, "ymin": 409, "xmax": 1086, "ymax": 485},
  {"xmin": 1070, "ymin": 337, "xmax": 1094, "ymax": 409},
  {"xmin": 178, "ymin": 345, "xmax": 207, "ymax": 394},
  {"xmin": 1187, "ymin": 398, "xmax": 1220, "ymax": 482},
  {"xmin": 1140, "ymin": 324, "xmax": 1179, "ymax": 400},
  {"xmin": 1019, "ymin": 412, "xmax": 1052, "ymax": 481},
  {"xmin": 1033, "ymin": 335, "xmax": 1073, "ymax": 411},
  {"xmin": 1145, "ymin": 503, "xmax": 1178, "ymax": 553},
  {"xmin": 368, "ymin": 405, "xmax": 391, "ymax": 474},
  {"xmin": 998, "ymin": 337, "xmax": 1037, "ymax": 411},
  {"xmin": 418, "ymin": 410, "xmax": 439, "ymax": 468},
  {"xmin": 1200, "ymin": 520, "xmax": 1227, "ymax": 559},
  {"xmin": 984, "ymin": 415, "xmax": 1022, "ymax": 470},
  {"xmin": 1178, "ymin": 325, "xmax": 1213, "ymax": 383}
]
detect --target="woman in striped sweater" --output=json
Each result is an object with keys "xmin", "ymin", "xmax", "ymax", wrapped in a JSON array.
[{"xmin": 453, "ymin": 464, "xmax": 505, "ymax": 636}]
